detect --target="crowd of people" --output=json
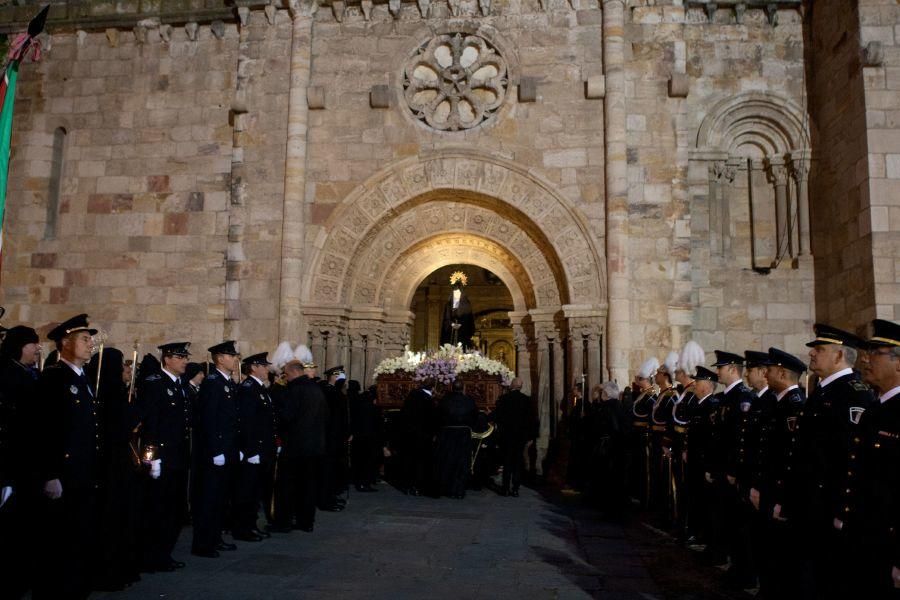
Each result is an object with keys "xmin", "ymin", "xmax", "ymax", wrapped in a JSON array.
[
  {"xmin": 563, "ymin": 320, "xmax": 900, "ymax": 599},
  {"xmin": 0, "ymin": 313, "xmax": 385, "ymax": 599},
  {"xmin": 0, "ymin": 311, "xmax": 897, "ymax": 599}
]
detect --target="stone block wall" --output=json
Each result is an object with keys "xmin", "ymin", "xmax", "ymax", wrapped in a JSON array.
[
  {"xmin": 858, "ymin": 0, "xmax": 900, "ymax": 323},
  {"xmin": 1, "ymin": 11, "xmax": 292, "ymax": 354},
  {"xmin": 302, "ymin": 0, "xmax": 608, "ymax": 271},
  {"xmin": 624, "ymin": 2, "xmax": 815, "ymax": 365}
]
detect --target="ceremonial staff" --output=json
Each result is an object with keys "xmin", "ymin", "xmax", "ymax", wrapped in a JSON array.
[
  {"xmin": 93, "ymin": 329, "xmax": 108, "ymax": 396},
  {"xmin": 127, "ymin": 339, "xmax": 139, "ymax": 404}
]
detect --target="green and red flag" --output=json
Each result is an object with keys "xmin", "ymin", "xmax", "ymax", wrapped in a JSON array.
[{"xmin": 0, "ymin": 5, "xmax": 49, "ymax": 274}]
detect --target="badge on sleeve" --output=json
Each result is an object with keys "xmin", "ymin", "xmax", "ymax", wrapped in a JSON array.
[{"xmin": 849, "ymin": 406, "xmax": 865, "ymax": 425}]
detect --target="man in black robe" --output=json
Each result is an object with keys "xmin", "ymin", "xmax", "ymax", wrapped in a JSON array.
[
  {"xmin": 349, "ymin": 380, "xmax": 381, "ymax": 492},
  {"xmin": 0, "ymin": 325, "xmax": 41, "ymax": 598},
  {"xmin": 319, "ymin": 366, "xmax": 348, "ymax": 512},
  {"xmin": 434, "ymin": 380, "xmax": 477, "ymax": 499},
  {"xmin": 401, "ymin": 381, "xmax": 435, "ymax": 496},
  {"xmin": 492, "ymin": 378, "xmax": 533, "ymax": 497}
]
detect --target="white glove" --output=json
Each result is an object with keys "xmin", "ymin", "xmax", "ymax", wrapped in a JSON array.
[
  {"xmin": 248, "ymin": 455, "xmax": 260, "ymax": 465},
  {"xmin": 277, "ymin": 446, "xmax": 283, "ymax": 456},
  {"xmin": 44, "ymin": 478, "xmax": 63, "ymax": 500},
  {"xmin": 239, "ymin": 451, "xmax": 245, "ymax": 462},
  {"xmin": 150, "ymin": 459, "xmax": 162, "ymax": 479},
  {"xmin": 213, "ymin": 454, "xmax": 226, "ymax": 466},
  {"xmin": 0, "ymin": 486, "xmax": 12, "ymax": 508}
]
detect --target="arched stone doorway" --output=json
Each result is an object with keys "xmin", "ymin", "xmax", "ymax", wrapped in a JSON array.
[{"xmin": 295, "ymin": 151, "xmax": 607, "ymax": 465}]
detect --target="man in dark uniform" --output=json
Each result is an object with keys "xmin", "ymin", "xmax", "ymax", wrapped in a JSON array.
[
  {"xmin": 740, "ymin": 349, "xmax": 777, "ymax": 593},
  {"xmin": 672, "ymin": 340, "xmax": 704, "ymax": 543},
  {"xmin": 293, "ymin": 354, "xmax": 329, "ymax": 531},
  {"xmin": 34, "ymin": 314, "xmax": 99, "ymax": 599},
  {"xmin": 651, "ymin": 352, "xmax": 678, "ymax": 525},
  {"xmin": 709, "ymin": 350, "xmax": 757, "ymax": 585},
  {"xmin": 401, "ymin": 380, "xmax": 436, "ymax": 496},
  {"xmin": 750, "ymin": 347, "xmax": 806, "ymax": 599},
  {"xmin": 138, "ymin": 341, "xmax": 192, "ymax": 572},
  {"xmin": 191, "ymin": 341, "xmax": 240, "ymax": 558},
  {"xmin": 233, "ymin": 352, "xmax": 276, "ymax": 541},
  {"xmin": 319, "ymin": 366, "xmax": 348, "ymax": 512},
  {"xmin": 492, "ymin": 377, "xmax": 534, "ymax": 497},
  {"xmin": 0, "ymin": 325, "xmax": 41, "ymax": 598},
  {"xmin": 852, "ymin": 319, "xmax": 900, "ymax": 597},
  {"xmin": 683, "ymin": 366, "xmax": 719, "ymax": 555},
  {"xmin": 787, "ymin": 324, "xmax": 875, "ymax": 599},
  {"xmin": 630, "ymin": 357, "xmax": 659, "ymax": 509},
  {"xmin": 271, "ymin": 357, "xmax": 304, "ymax": 532}
]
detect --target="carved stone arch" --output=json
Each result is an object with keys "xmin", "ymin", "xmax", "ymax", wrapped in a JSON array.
[
  {"xmin": 382, "ymin": 233, "xmax": 536, "ymax": 312},
  {"xmin": 696, "ymin": 91, "xmax": 810, "ymax": 155},
  {"xmin": 344, "ymin": 201, "xmax": 558, "ymax": 309},
  {"xmin": 304, "ymin": 150, "xmax": 606, "ymax": 312}
]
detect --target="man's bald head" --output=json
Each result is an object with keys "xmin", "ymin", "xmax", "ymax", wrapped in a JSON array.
[{"xmin": 510, "ymin": 377, "xmax": 523, "ymax": 391}]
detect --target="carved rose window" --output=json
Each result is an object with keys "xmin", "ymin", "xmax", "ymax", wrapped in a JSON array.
[{"xmin": 403, "ymin": 33, "xmax": 508, "ymax": 132}]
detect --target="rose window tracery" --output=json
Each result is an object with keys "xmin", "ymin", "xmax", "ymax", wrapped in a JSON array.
[{"xmin": 402, "ymin": 33, "xmax": 509, "ymax": 132}]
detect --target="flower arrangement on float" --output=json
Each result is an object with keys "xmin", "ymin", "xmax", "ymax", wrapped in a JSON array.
[{"xmin": 373, "ymin": 343, "xmax": 513, "ymax": 387}]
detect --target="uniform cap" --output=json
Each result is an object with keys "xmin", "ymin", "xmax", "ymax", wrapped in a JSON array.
[
  {"xmin": 241, "ymin": 352, "xmax": 271, "ymax": 366},
  {"xmin": 806, "ymin": 323, "xmax": 865, "ymax": 349},
  {"xmin": 767, "ymin": 347, "xmax": 807, "ymax": 374},
  {"xmin": 678, "ymin": 341, "xmax": 705, "ymax": 377},
  {"xmin": 712, "ymin": 350, "xmax": 744, "ymax": 367},
  {"xmin": 694, "ymin": 366, "xmax": 719, "ymax": 383},
  {"xmin": 158, "ymin": 341, "xmax": 191, "ymax": 357},
  {"xmin": 47, "ymin": 314, "xmax": 97, "ymax": 342},
  {"xmin": 637, "ymin": 357, "xmax": 660, "ymax": 380},
  {"xmin": 294, "ymin": 344, "xmax": 316, "ymax": 369},
  {"xmin": 208, "ymin": 340, "xmax": 238, "ymax": 356},
  {"xmin": 744, "ymin": 350, "xmax": 772, "ymax": 369},
  {"xmin": 660, "ymin": 351, "xmax": 679, "ymax": 376},
  {"xmin": 867, "ymin": 319, "xmax": 900, "ymax": 348}
]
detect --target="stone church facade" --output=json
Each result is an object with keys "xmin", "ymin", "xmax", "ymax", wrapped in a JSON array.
[{"xmin": 1, "ymin": 0, "xmax": 898, "ymax": 449}]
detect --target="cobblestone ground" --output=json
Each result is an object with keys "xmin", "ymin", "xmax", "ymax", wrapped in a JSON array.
[{"xmin": 93, "ymin": 484, "xmax": 751, "ymax": 600}]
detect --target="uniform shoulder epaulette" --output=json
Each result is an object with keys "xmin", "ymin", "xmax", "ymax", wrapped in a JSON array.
[
  {"xmin": 241, "ymin": 379, "xmax": 253, "ymax": 388},
  {"xmin": 849, "ymin": 380, "xmax": 870, "ymax": 392},
  {"xmin": 145, "ymin": 374, "xmax": 162, "ymax": 382},
  {"xmin": 788, "ymin": 390, "xmax": 804, "ymax": 404},
  {"xmin": 207, "ymin": 372, "xmax": 219, "ymax": 380}
]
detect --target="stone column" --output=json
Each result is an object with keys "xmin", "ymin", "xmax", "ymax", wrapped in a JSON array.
[
  {"xmin": 790, "ymin": 153, "xmax": 812, "ymax": 256},
  {"xmin": 603, "ymin": 0, "xmax": 630, "ymax": 384},
  {"xmin": 513, "ymin": 329, "xmax": 532, "ymax": 396},
  {"xmin": 278, "ymin": 0, "xmax": 316, "ymax": 341},
  {"xmin": 568, "ymin": 325, "xmax": 584, "ymax": 395},
  {"xmin": 766, "ymin": 157, "xmax": 790, "ymax": 259},
  {"xmin": 224, "ymin": 21, "xmax": 254, "ymax": 343},
  {"xmin": 551, "ymin": 333, "xmax": 565, "ymax": 438},
  {"xmin": 324, "ymin": 329, "xmax": 339, "ymax": 370},
  {"xmin": 586, "ymin": 330, "xmax": 602, "ymax": 391},
  {"xmin": 309, "ymin": 329, "xmax": 325, "ymax": 369},
  {"xmin": 535, "ymin": 332, "xmax": 551, "ymax": 474},
  {"xmin": 364, "ymin": 330, "xmax": 381, "ymax": 388},
  {"xmin": 349, "ymin": 333, "xmax": 365, "ymax": 383}
]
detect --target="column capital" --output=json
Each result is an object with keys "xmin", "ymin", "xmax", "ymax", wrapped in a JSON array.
[{"xmin": 288, "ymin": 0, "xmax": 318, "ymax": 19}]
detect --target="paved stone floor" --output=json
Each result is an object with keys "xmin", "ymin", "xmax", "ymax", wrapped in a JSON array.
[{"xmin": 93, "ymin": 484, "xmax": 750, "ymax": 600}]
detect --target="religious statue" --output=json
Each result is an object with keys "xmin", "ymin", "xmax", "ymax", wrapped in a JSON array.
[{"xmin": 440, "ymin": 271, "xmax": 475, "ymax": 348}]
